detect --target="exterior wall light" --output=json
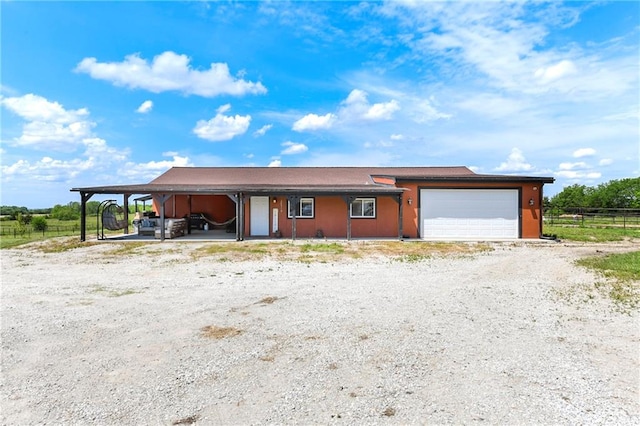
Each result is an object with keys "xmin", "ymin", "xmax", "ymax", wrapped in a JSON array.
[
  {"xmin": 529, "ymin": 198, "xmax": 535, "ymax": 206},
  {"xmin": 407, "ymin": 197, "xmax": 413, "ymax": 206},
  {"xmin": 273, "ymin": 198, "xmax": 277, "ymax": 204}
]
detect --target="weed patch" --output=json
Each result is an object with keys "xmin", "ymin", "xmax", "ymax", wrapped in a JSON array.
[
  {"xmin": 201, "ymin": 325, "xmax": 243, "ymax": 339},
  {"xmin": 34, "ymin": 238, "xmax": 99, "ymax": 253},
  {"xmin": 575, "ymin": 250, "xmax": 640, "ymax": 311},
  {"xmin": 300, "ymin": 242, "xmax": 344, "ymax": 254},
  {"xmin": 172, "ymin": 415, "xmax": 198, "ymax": 425},
  {"xmin": 256, "ymin": 296, "xmax": 280, "ymax": 304},
  {"xmin": 90, "ymin": 285, "xmax": 141, "ymax": 297},
  {"xmin": 103, "ymin": 242, "xmax": 150, "ymax": 257},
  {"xmin": 382, "ymin": 407, "xmax": 396, "ymax": 417}
]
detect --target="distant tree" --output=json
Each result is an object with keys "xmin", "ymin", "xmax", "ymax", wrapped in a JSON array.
[
  {"xmin": 550, "ymin": 178, "xmax": 640, "ymax": 211},
  {"xmin": 31, "ymin": 216, "xmax": 48, "ymax": 232},
  {"xmin": 86, "ymin": 201, "xmax": 100, "ymax": 215},
  {"xmin": 50, "ymin": 203, "xmax": 80, "ymax": 220},
  {"xmin": 549, "ymin": 184, "xmax": 589, "ymax": 212},
  {"xmin": 31, "ymin": 208, "xmax": 52, "ymax": 215},
  {"xmin": 588, "ymin": 178, "xmax": 640, "ymax": 209},
  {"xmin": 14, "ymin": 213, "xmax": 27, "ymax": 235},
  {"xmin": 0, "ymin": 205, "xmax": 29, "ymax": 220}
]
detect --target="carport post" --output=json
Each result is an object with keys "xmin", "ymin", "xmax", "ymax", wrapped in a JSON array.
[
  {"xmin": 158, "ymin": 194, "xmax": 171, "ymax": 241},
  {"xmin": 79, "ymin": 192, "xmax": 94, "ymax": 242},
  {"xmin": 287, "ymin": 195, "xmax": 300, "ymax": 240},
  {"xmin": 342, "ymin": 195, "xmax": 356, "ymax": 241},
  {"xmin": 123, "ymin": 194, "xmax": 130, "ymax": 235}
]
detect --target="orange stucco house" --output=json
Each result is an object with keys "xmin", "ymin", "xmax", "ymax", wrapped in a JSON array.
[{"xmin": 72, "ymin": 166, "xmax": 554, "ymax": 241}]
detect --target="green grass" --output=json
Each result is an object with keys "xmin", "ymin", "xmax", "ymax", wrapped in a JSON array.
[
  {"xmin": 0, "ymin": 218, "xmax": 128, "ymax": 249},
  {"xmin": 300, "ymin": 242, "xmax": 345, "ymax": 254},
  {"xmin": 32, "ymin": 238, "xmax": 100, "ymax": 253},
  {"xmin": 543, "ymin": 225, "xmax": 640, "ymax": 242},
  {"xmin": 576, "ymin": 251, "xmax": 640, "ymax": 311},
  {"xmin": 577, "ymin": 251, "xmax": 640, "ymax": 282}
]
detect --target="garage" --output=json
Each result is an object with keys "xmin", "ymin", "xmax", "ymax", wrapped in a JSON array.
[{"xmin": 420, "ymin": 189, "xmax": 519, "ymax": 239}]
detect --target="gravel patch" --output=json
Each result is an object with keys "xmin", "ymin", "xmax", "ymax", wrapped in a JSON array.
[{"xmin": 1, "ymin": 240, "xmax": 638, "ymax": 424}]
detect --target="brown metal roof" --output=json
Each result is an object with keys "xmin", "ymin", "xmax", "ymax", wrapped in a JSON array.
[
  {"xmin": 71, "ymin": 166, "xmax": 553, "ymax": 195},
  {"xmin": 149, "ymin": 166, "xmax": 476, "ymax": 186}
]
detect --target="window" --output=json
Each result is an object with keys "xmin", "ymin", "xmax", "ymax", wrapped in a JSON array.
[
  {"xmin": 288, "ymin": 197, "xmax": 314, "ymax": 218},
  {"xmin": 351, "ymin": 198, "xmax": 376, "ymax": 218}
]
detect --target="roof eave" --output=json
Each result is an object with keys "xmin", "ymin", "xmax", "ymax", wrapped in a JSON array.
[{"xmin": 395, "ymin": 176, "xmax": 555, "ymax": 184}]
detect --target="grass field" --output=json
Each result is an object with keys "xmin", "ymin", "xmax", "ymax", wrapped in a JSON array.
[
  {"xmin": 0, "ymin": 218, "xmax": 124, "ymax": 249},
  {"xmin": 576, "ymin": 251, "xmax": 640, "ymax": 311},
  {"xmin": 543, "ymin": 225, "xmax": 640, "ymax": 242}
]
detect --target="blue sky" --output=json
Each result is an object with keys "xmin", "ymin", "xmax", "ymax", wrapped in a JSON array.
[{"xmin": 1, "ymin": 1, "xmax": 638, "ymax": 208}]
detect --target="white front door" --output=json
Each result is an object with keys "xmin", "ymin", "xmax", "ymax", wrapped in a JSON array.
[{"xmin": 250, "ymin": 196, "xmax": 269, "ymax": 236}]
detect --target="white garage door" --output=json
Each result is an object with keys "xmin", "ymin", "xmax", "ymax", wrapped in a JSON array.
[{"xmin": 420, "ymin": 189, "xmax": 519, "ymax": 239}]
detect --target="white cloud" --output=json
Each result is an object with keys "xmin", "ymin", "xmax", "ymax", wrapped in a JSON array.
[
  {"xmin": 364, "ymin": 140, "xmax": 394, "ymax": 149},
  {"xmin": 1, "ymin": 136, "xmax": 131, "ymax": 184},
  {"xmin": 494, "ymin": 148, "xmax": 533, "ymax": 172},
  {"xmin": 534, "ymin": 60, "xmax": 577, "ymax": 83},
  {"xmin": 281, "ymin": 141, "xmax": 308, "ymax": 155},
  {"xmin": 384, "ymin": 2, "xmax": 637, "ymax": 99},
  {"xmin": 1, "ymin": 94, "xmax": 94, "ymax": 149},
  {"xmin": 558, "ymin": 161, "xmax": 587, "ymax": 170},
  {"xmin": 268, "ymin": 158, "xmax": 282, "ymax": 167},
  {"xmin": 1, "ymin": 93, "xmax": 88, "ymax": 122},
  {"xmin": 292, "ymin": 89, "xmax": 401, "ymax": 132},
  {"xmin": 75, "ymin": 51, "xmax": 267, "ymax": 97},
  {"xmin": 599, "ymin": 158, "xmax": 613, "ymax": 166},
  {"xmin": 410, "ymin": 99, "xmax": 451, "ymax": 122},
  {"xmin": 390, "ymin": 134, "xmax": 404, "ymax": 140},
  {"xmin": 1, "ymin": 157, "xmax": 92, "ymax": 182},
  {"xmin": 120, "ymin": 153, "xmax": 192, "ymax": 181},
  {"xmin": 253, "ymin": 124, "xmax": 273, "ymax": 137},
  {"xmin": 18, "ymin": 121, "xmax": 95, "ymax": 148},
  {"xmin": 339, "ymin": 89, "xmax": 400, "ymax": 121},
  {"xmin": 555, "ymin": 170, "xmax": 602, "ymax": 179},
  {"xmin": 193, "ymin": 104, "xmax": 251, "ymax": 141},
  {"xmin": 292, "ymin": 113, "xmax": 336, "ymax": 131},
  {"xmin": 136, "ymin": 100, "xmax": 153, "ymax": 114},
  {"xmin": 456, "ymin": 93, "xmax": 527, "ymax": 119},
  {"xmin": 573, "ymin": 147, "xmax": 596, "ymax": 158}
]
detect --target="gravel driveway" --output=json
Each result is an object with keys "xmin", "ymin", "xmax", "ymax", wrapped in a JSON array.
[{"xmin": 1, "ymin": 240, "xmax": 638, "ymax": 425}]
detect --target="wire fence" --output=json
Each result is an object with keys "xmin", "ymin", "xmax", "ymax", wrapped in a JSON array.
[
  {"xmin": 0, "ymin": 224, "xmax": 82, "ymax": 238},
  {"xmin": 543, "ymin": 207, "xmax": 640, "ymax": 229}
]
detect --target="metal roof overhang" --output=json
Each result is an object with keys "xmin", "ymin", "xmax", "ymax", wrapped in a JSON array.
[
  {"xmin": 71, "ymin": 184, "xmax": 405, "ymax": 196},
  {"xmin": 394, "ymin": 175, "xmax": 555, "ymax": 184}
]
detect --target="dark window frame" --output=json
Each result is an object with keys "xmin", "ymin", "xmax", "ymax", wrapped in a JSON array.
[{"xmin": 287, "ymin": 197, "xmax": 315, "ymax": 219}]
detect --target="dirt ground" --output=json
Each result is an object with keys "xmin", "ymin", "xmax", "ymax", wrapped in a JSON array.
[{"xmin": 1, "ymin": 239, "xmax": 638, "ymax": 425}]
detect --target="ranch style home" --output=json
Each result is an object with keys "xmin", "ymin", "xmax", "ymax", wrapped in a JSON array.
[{"xmin": 71, "ymin": 166, "xmax": 554, "ymax": 241}]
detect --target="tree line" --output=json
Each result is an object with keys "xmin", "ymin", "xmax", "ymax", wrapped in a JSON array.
[
  {"xmin": 0, "ymin": 201, "xmax": 143, "ymax": 222},
  {"xmin": 545, "ymin": 177, "xmax": 639, "ymax": 212}
]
